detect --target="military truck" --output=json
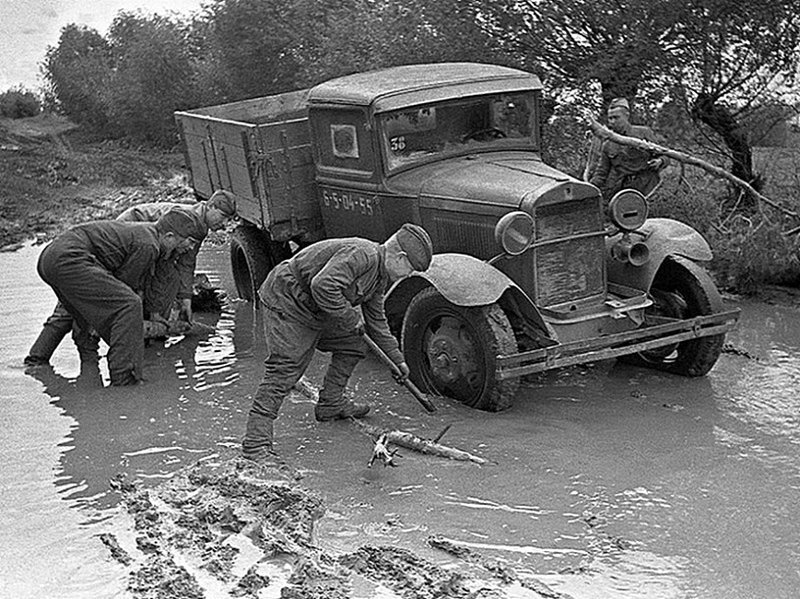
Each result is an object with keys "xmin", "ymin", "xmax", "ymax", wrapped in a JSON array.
[{"xmin": 174, "ymin": 62, "xmax": 739, "ymax": 411}]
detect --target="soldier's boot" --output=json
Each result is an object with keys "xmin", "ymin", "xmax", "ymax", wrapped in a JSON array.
[
  {"xmin": 242, "ymin": 411, "xmax": 281, "ymax": 464},
  {"xmin": 314, "ymin": 353, "xmax": 370, "ymax": 422},
  {"xmin": 74, "ymin": 325, "xmax": 100, "ymax": 364},
  {"xmin": 25, "ymin": 303, "xmax": 76, "ymax": 366}
]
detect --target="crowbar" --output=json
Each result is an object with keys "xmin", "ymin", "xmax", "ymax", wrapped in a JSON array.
[{"xmin": 361, "ymin": 333, "xmax": 437, "ymax": 413}]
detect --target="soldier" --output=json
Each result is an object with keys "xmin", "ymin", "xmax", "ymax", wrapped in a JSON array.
[
  {"xmin": 24, "ymin": 190, "xmax": 236, "ymax": 366},
  {"xmin": 34, "ymin": 210, "xmax": 198, "ymax": 385},
  {"xmin": 242, "ymin": 223, "xmax": 434, "ymax": 463},
  {"xmin": 589, "ymin": 98, "xmax": 668, "ymax": 201},
  {"xmin": 117, "ymin": 190, "xmax": 237, "ymax": 324}
]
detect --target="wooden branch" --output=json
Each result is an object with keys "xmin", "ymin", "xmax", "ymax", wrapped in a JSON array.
[
  {"xmin": 353, "ymin": 420, "xmax": 488, "ymax": 465},
  {"xmin": 292, "ymin": 377, "xmax": 487, "ymax": 465},
  {"xmin": 583, "ymin": 111, "xmax": 799, "ymax": 224}
]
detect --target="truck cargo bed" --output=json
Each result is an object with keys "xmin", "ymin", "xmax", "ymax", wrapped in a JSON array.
[{"xmin": 175, "ymin": 89, "xmax": 321, "ymax": 241}]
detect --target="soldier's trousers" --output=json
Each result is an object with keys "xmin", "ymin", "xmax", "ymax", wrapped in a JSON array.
[
  {"xmin": 27, "ymin": 257, "xmax": 181, "ymax": 365},
  {"xmin": 37, "ymin": 243, "xmax": 144, "ymax": 386},
  {"xmin": 245, "ymin": 263, "xmax": 366, "ymax": 441}
]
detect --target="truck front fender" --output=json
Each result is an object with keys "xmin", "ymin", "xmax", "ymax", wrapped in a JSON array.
[
  {"xmin": 606, "ymin": 217, "xmax": 713, "ymax": 292},
  {"xmin": 385, "ymin": 253, "xmax": 553, "ymax": 339}
]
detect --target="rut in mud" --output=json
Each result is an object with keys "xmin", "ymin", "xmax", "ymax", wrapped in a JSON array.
[{"xmin": 108, "ymin": 453, "xmax": 570, "ymax": 599}]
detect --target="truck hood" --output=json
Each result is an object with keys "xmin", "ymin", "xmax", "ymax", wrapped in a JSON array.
[{"xmin": 386, "ymin": 153, "xmax": 598, "ymax": 209}]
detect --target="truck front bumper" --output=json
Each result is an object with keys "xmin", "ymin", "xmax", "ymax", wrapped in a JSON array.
[{"xmin": 496, "ymin": 308, "xmax": 741, "ymax": 380}]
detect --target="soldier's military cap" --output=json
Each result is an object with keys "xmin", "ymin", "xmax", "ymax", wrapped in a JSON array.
[
  {"xmin": 396, "ymin": 223, "xmax": 433, "ymax": 271},
  {"xmin": 208, "ymin": 190, "xmax": 237, "ymax": 217},
  {"xmin": 608, "ymin": 97, "xmax": 630, "ymax": 112},
  {"xmin": 156, "ymin": 208, "xmax": 205, "ymax": 239}
]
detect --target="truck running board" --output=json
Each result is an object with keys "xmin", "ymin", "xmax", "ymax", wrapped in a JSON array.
[{"xmin": 496, "ymin": 309, "xmax": 741, "ymax": 380}]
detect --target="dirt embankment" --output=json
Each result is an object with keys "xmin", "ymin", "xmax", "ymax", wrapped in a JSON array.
[{"xmin": 0, "ymin": 114, "xmax": 192, "ymax": 250}]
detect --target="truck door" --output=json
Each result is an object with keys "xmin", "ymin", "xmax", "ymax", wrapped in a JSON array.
[{"xmin": 310, "ymin": 107, "xmax": 386, "ymax": 241}]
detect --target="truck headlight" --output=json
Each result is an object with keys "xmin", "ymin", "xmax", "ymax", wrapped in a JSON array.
[
  {"xmin": 608, "ymin": 190, "xmax": 648, "ymax": 232},
  {"xmin": 495, "ymin": 211, "xmax": 535, "ymax": 255}
]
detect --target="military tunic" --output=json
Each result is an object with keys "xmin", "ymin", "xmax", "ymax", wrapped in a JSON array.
[
  {"xmin": 36, "ymin": 221, "xmax": 163, "ymax": 385},
  {"xmin": 589, "ymin": 124, "xmax": 665, "ymax": 201},
  {"xmin": 248, "ymin": 238, "xmax": 403, "ymax": 423}
]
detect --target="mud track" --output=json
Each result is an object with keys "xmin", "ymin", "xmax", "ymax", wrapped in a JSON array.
[{"xmin": 106, "ymin": 455, "xmax": 570, "ymax": 599}]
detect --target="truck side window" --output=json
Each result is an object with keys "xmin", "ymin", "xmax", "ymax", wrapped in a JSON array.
[
  {"xmin": 331, "ymin": 124, "xmax": 359, "ymax": 159},
  {"xmin": 312, "ymin": 108, "xmax": 374, "ymax": 175}
]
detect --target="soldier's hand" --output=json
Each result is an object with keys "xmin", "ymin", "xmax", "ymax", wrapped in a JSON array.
[
  {"xmin": 150, "ymin": 312, "xmax": 169, "ymax": 326},
  {"xmin": 648, "ymin": 157, "xmax": 664, "ymax": 169},
  {"xmin": 179, "ymin": 298, "xmax": 193, "ymax": 322},
  {"xmin": 394, "ymin": 361, "xmax": 411, "ymax": 383}
]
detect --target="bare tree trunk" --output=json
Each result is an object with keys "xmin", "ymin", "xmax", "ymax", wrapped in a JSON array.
[{"xmin": 691, "ymin": 93, "xmax": 758, "ymax": 211}]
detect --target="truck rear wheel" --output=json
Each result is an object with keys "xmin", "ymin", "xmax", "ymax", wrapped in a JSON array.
[
  {"xmin": 230, "ymin": 225, "xmax": 289, "ymax": 303},
  {"xmin": 621, "ymin": 257, "xmax": 725, "ymax": 376},
  {"xmin": 401, "ymin": 288, "xmax": 519, "ymax": 411}
]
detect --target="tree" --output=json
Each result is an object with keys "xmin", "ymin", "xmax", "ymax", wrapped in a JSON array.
[
  {"xmin": 478, "ymin": 0, "xmax": 682, "ymax": 105},
  {"xmin": 476, "ymin": 0, "xmax": 800, "ymax": 209},
  {"xmin": 104, "ymin": 12, "xmax": 199, "ymax": 145},
  {"xmin": 293, "ymin": 0, "xmax": 504, "ymax": 86},
  {"xmin": 202, "ymin": 0, "xmax": 310, "ymax": 98},
  {"xmin": 675, "ymin": 0, "xmax": 800, "ymax": 200},
  {"xmin": 42, "ymin": 24, "xmax": 112, "ymax": 129}
]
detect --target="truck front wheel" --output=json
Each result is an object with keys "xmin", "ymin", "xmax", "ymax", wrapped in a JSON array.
[
  {"xmin": 401, "ymin": 288, "xmax": 519, "ymax": 411},
  {"xmin": 230, "ymin": 225, "xmax": 288, "ymax": 303},
  {"xmin": 622, "ymin": 257, "xmax": 725, "ymax": 376}
]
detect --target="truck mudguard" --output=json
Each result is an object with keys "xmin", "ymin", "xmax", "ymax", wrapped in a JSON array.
[
  {"xmin": 606, "ymin": 217, "xmax": 713, "ymax": 292},
  {"xmin": 386, "ymin": 252, "xmax": 552, "ymax": 338}
]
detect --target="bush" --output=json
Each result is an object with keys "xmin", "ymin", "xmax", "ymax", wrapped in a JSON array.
[
  {"xmin": 0, "ymin": 88, "xmax": 41, "ymax": 118},
  {"xmin": 710, "ymin": 216, "xmax": 800, "ymax": 292}
]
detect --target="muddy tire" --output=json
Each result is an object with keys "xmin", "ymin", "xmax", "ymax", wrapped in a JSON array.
[
  {"xmin": 401, "ymin": 288, "xmax": 519, "ymax": 411},
  {"xmin": 229, "ymin": 225, "xmax": 289, "ymax": 303},
  {"xmin": 621, "ymin": 257, "xmax": 725, "ymax": 376}
]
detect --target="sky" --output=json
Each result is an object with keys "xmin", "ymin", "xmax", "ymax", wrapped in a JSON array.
[{"xmin": 0, "ymin": 0, "xmax": 206, "ymax": 92}]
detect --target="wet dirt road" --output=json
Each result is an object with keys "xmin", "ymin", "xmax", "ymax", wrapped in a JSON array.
[{"xmin": 1, "ymin": 242, "xmax": 798, "ymax": 598}]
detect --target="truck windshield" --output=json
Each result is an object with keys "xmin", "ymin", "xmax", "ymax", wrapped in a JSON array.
[{"xmin": 379, "ymin": 92, "xmax": 537, "ymax": 171}]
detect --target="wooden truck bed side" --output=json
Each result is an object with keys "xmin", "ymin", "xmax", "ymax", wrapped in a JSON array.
[{"xmin": 175, "ymin": 89, "xmax": 322, "ymax": 242}]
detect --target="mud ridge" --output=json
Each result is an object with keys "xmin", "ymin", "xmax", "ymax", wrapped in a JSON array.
[{"xmin": 106, "ymin": 455, "xmax": 574, "ymax": 599}]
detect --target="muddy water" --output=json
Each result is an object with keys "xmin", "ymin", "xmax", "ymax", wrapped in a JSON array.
[{"xmin": 2, "ymin": 242, "xmax": 798, "ymax": 598}]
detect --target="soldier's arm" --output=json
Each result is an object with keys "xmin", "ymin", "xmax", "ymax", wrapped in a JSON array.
[
  {"xmin": 589, "ymin": 148, "xmax": 610, "ymax": 187},
  {"xmin": 642, "ymin": 126, "xmax": 668, "ymax": 170},
  {"xmin": 175, "ymin": 248, "xmax": 198, "ymax": 301},
  {"xmin": 361, "ymin": 293, "xmax": 404, "ymax": 365}
]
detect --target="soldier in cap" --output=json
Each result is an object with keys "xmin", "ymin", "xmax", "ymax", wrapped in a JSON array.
[
  {"xmin": 25, "ymin": 191, "xmax": 236, "ymax": 366},
  {"xmin": 589, "ymin": 97, "xmax": 668, "ymax": 201},
  {"xmin": 34, "ymin": 210, "xmax": 197, "ymax": 385},
  {"xmin": 242, "ymin": 223, "xmax": 434, "ymax": 462}
]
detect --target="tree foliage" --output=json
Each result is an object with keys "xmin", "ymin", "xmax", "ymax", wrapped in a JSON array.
[
  {"xmin": 104, "ymin": 12, "xmax": 199, "ymax": 144},
  {"xmin": 42, "ymin": 25, "xmax": 112, "ymax": 129}
]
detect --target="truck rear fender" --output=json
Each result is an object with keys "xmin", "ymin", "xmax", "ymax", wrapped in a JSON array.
[
  {"xmin": 606, "ymin": 217, "xmax": 713, "ymax": 292},
  {"xmin": 384, "ymin": 253, "xmax": 554, "ymax": 341}
]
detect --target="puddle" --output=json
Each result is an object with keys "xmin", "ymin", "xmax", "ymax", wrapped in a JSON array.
[{"xmin": 2, "ymin": 243, "xmax": 800, "ymax": 598}]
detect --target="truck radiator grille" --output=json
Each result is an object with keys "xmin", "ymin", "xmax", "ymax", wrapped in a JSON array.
[
  {"xmin": 534, "ymin": 198, "xmax": 605, "ymax": 306},
  {"xmin": 430, "ymin": 213, "xmax": 496, "ymax": 259},
  {"xmin": 534, "ymin": 237, "xmax": 605, "ymax": 306}
]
